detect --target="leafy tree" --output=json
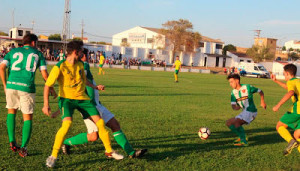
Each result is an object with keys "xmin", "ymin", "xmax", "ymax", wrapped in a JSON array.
[
  {"xmin": 159, "ymin": 19, "xmax": 201, "ymax": 62},
  {"xmin": 289, "ymin": 52, "xmax": 299, "ymax": 61},
  {"xmin": 222, "ymin": 44, "xmax": 236, "ymax": 55},
  {"xmin": 48, "ymin": 34, "xmax": 61, "ymax": 41},
  {"xmin": 282, "ymin": 46, "xmax": 286, "ymax": 51},
  {"xmin": 246, "ymin": 45, "xmax": 274, "ymax": 62},
  {"xmin": 0, "ymin": 31, "xmax": 8, "ymax": 36},
  {"xmin": 73, "ymin": 37, "xmax": 82, "ymax": 41},
  {"xmin": 289, "ymin": 47, "xmax": 294, "ymax": 52}
]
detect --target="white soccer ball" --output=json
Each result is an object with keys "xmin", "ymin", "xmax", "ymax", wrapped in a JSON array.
[{"xmin": 198, "ymin": 127, "xmax": 211, "ymax": 140}]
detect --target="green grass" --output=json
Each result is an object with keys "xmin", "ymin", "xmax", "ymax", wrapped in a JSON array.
[{"xmin": 0, "ymin": 67, "xmax": 299, "ymax": 170}]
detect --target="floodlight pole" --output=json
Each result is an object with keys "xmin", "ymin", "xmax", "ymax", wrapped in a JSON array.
[{"xmin": 62, "ymin": 0, "xmax": 71, "ymax": 53}]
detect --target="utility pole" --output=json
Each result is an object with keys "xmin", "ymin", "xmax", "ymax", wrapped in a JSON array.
[
  {"xmin": 62, "ymin": 0, "xmax": 71, "ymax": 53},
  {"xmin": 80, "ymin": 19, "xmax": 84, "ymax": 40},
  {"xmin": 31, "ymin": 20, "xmax": 35, "ymax": 32},
  {"xmin": 254, "ymin": 29, "xmax": 261, "ymax": 38}
]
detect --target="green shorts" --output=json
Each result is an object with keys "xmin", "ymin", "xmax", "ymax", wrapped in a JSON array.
[
  {"xmin": 280, "ymin": 112, "xmax": 300, "ymax": 130},
  {"xmin": 99, "ymin": 64, "xmax": 103, "ymax": 68},
  {"xmin": 58, "ymin": 97, "xmax": 99, "ymax": 119},
  {"xmin": 175, "ymin": 70, "xmax": 179, "ymax": 74}
]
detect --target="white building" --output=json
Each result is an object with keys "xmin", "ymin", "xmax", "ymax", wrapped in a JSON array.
[
  {"xmin": 227, "ymin": 51, "xmax": 254, "ymax": 67},
  {"xmin": 9, "ymin": 27, "xmax": 33, "ymax": 39},
  {"xmin": 284, "ymin": 40, "xmax": 300, "ymax": 50}
]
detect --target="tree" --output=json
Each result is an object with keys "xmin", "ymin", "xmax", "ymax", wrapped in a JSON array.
[
  {"xmin": 222, "ymin": 44, "xmax": 236, "ymax": 55},
  {"xmin": 289, "ymin": 47, "xmax": 294, "ymax": 52},
  {"xmin": 282, "ymin": 46, "xmax": 286, "ymax": 51},
  {"xmin": 73, "ymin": 37, "xmax": 82, "ymax": 41},
  {"xmin": 48, "ymin": 34, "xmax": 61, "ymax": 41},
  {"xmin": 289, "ymin": 52, "xmax": 299, "ymax": 61},
  {"xmin": 246, "ymin": 45, "xmax": 274, "ymax": 62},
  {"xmin": 120, "ymin": 42, "xmax": 130, "ymax": 47},
  {"xmin": 159, "ymin": 19, "xmax": 201, "ymax": 63},
  {"xmin": 0, "ymin": 31, "xmax": 8, "ymax": 36}
]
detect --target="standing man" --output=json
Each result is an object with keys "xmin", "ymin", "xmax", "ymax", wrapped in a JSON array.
[
  {"xmin": 98, "ymin": 52, "xmax": 105, "ymax": 75},
  {"xmin": 58, "ymin": 49, "xmax": 65, "ymax": 61},
  {"xmin": 58, "ymin": 48, "xmax": 147, "ymax": 158},
  {"xmin": 172, "ymin": 56, "xmax": 181, "ymax": 83},
  {"xmin": 43, "ymin": 41, "xmax": 122, "ymax": 168},
  {"xmin": 0, "ymin": 33, "xmax": 56, "ymax": 157},
  {"xmin": 226, "ymin": 74, "xmax": 266, "ymax": 146}
]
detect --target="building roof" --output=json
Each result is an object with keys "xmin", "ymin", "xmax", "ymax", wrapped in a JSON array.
[
  {"xmin": 229, "ymin": 51, "xmax": 251, "ymax": 58},
  {"xmin": 141, "ymin": 26, "xmax": 224, "ymax": 44},
  {"xmin": 205, "ymin": 53, "xmax": 231, "ymax": 58}
]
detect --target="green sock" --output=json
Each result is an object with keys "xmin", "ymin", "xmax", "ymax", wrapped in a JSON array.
[
  {"xmin": 64, "ymin": 133, "xmax": 88, "ymax": 146},
  {"xmin": 113, "ymin": 130, "xmax": 135, "ymax": 155},
  {"xmin": 7, "ymin": 114, "xmax": 16, "ymax": 143},
  {"xmin": 21, "ymin": 120, "xmax": 32, "ymax": 148},
  {"xmin": 237, "ymin": 126, "xmax": 247, "ymax": 143},
  {"xmin": 229, "ymin": 125, "xmax": 239, "ymax": 136}
]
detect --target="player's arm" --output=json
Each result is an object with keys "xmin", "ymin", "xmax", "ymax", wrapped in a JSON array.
[
  {"xmin": 273, "ymin": 90, "xmax": 294, "ymax": 112},
  {"xmin": 258, "ymin": 90, "xmax": 267, "ymax": 109},
  {"xmin": 231, "ymin": 104, "xmax": 241, "ymax": 110},
  {"xmin": 271, "ymin": 74, "xmax": 287, "ymax": 90},
  {"xmin": 0, "ymin": 63, "xmax": 7, "ymax": 93},
  {"xmin": 86, "ymin": 79, "xmax": 105, "ymax": 91},
  {"xmin": 41, "ymin": 70, "xmax": 57, "ymax": 99}
]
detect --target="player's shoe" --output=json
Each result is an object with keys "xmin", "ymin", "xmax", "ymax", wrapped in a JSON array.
[
  {"xmin": 234, "ymin": 141, "xmax": 248, "ymax": 147},
  {"xmin": 46, "ymin": 156, "xmax": 57, "ymax": 168},
  {"xmin": 283, "ymin": 139, "xmax": 299, "ymax": 156},
  {"xmin": 18, "ymin": 147, "xmax": 28, "ymax": 157},
  {"xmin": 105, "ymin": 151, "xmax": 124, "ymax": 160},
  {"xmin": 9, "ymin": 142, "xmax": 20, "ymax": 152},
  {"xmin": 129, "ymin": 149, "xmax": 148, "ymax": 158},
  {"xmin": 233, "ymin": 137, "xmax": 248, "ymax": 143},
  {"xmin": 61, "ymin": 144, "xmax": 71, "ymax": 155}
]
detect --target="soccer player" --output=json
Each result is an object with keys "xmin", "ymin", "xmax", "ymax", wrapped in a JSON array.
[
  {"xmin": 271, "ymin": 64, "xmax": 300, "ymax": 156},
  {"xmin": 43, "ymin": 41, "xmax": 122, "ymax": 168},
  {"xmin": 226, "ymin": 74, "xmax": 266, "ymax": 146},
  {"xmin": 172, "ymin": 56, "xmax": 181, "ymax": 82},
  {"xmin": 0, "ymin": 33, "xmax": 56, "ymax": 157},
  {"xmin": 55, "ymin": 48, "xmax": 147, "ymax": 158},
  {"xmin": 98, "ymin": 52, "xmax": 105, "ymax": 75},
  {"xmin": 58, "ymin": 49, "xmax": 65, "ymax": 61}
]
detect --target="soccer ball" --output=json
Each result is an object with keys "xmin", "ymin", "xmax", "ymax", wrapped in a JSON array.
[{"xmin": 198, "ymin": 127, "xmax": 211, "ymax": 140}]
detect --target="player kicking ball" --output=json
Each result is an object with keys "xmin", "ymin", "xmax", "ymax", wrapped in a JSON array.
[
  {"xmin": 43, "ymin": 41, "xmax": 122, "ymax": 168},
  {"xmin": 226, "ymin": 74, "xmax": 266, "ymax": 146},
  {"xmin": 52, "ymin": 48, "xmax": 147, "ymax": 158},
  {"xmin": 0, "ymin": 34, "xmax": 56, "ymax": 157},
  {"xmin": 271, "ymin": 64, "xmax": 300, "ymax": 156}
]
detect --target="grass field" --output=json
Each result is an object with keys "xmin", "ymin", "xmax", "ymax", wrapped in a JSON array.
[{"xmin": 0, "ymin": 66, "xmax": 299, "ymax": 170}]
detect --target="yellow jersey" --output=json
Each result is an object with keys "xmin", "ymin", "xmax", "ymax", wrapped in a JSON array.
[
  {"xmin": 174, "ymin": 60, "xmax": 181, "ymax": 70},
  {"xmin": 287, "ymin": 78, "xmax": 300, "ymax": 114},
  {"xmin": 45, "ymin": 60, "xmax": 90, "ymax": 100},
  {"xmin": 99, "ymin": 55, "xmax": 105, "ymax": 65}
]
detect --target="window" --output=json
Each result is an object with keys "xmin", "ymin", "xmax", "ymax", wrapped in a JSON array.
[
  {"xmin": 18, "ymin": 30, "xmax": 23, "ymax": 36},
  {"xmin": 247, "ymin": 60, "xmax": 251, "ymax": 63},
  {"xmin": 199, "ymin": 42, "xmax": 204, "ymax": 47},
  {"xmin": 147, "ymin": 38, "xmax": 153, "ymax": 43},
  {"xmin": 254, "ymin": 66, "xmax": 258, "ymax": 71},
  {"xmin": 240, "ymin": 60, "xmax": 244, "ymax": 62},
  {"xmin": 216, "ymin": 44, "xmax": 223, "ymax": 49},
  {"xmin": 122, "ymin": 38, "xmax": 127, "ymax": 43},
  {"xmin": 25, "ymin": 31, "xmax": 30, "ymax": 35}
]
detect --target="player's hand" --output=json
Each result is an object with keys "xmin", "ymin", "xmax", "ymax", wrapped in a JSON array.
[
  {"xmin": 49, "ymin": 87, "xmax": 57, "ymax": 99},
  {"xmin": 261, "ymin": 101, "xmax": 267, "ymax": 109},
  {"xmin": 42, "ymin": 106, "xmax": 51, "ymax": 116},
  {"xmin": 96, "ymin": 85, "xmax": 105, "ymax": 91},
  {"xmin": 272, "ymin": 105, "xmax": 280, "ymax": 112},
  {"xmin": 51, "ymin": 110, "xmax": 60, "ymax": 118},
  {"xmin": 271, "ymin": 74, "xmax": 276, "ymax": 82}
]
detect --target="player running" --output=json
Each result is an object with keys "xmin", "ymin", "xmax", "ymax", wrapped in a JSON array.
[
  {"xmin": 98, "ymin": 52, "xmax": 105, "ymax": 75},
  {"xmin": 52, "ymin": 48, "xmax": 147, "ymax": 158},
  {"xmin": 0, "ymin": 33, "xmax": 56, "ymax": 157},
  {"xmin": 226, "ymin": 74, "xmax": 266, "ymax": 146},
  {"xmin": 271, "ymin": 64, "xmax": 300, "ymax": 156},
  {"xmin": 172, "ymin": 56, "xmax": 181, "ymax": 83},
  {"xmin": 43, "ymin": 41, "xmax": 122, "ymax": 168}
]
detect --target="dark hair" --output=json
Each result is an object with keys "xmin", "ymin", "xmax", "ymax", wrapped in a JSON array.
[
  {"xmin": 284, "ymin": 64, "xmax": 297, "ymax": 76},
  {"xmin": 67, "ymin": 40, "xmax": 83, "ymax": 55},
  {"xmin": 23, "ymin": 33, "xmax": 38, "ymax": 45},
  {"xmin": 83, "ymin": 48, "xmax": 88, "ymax": 57},
  {"xmin": 227, "ymin": 73, "xmax": 240, "ymax": 81}
]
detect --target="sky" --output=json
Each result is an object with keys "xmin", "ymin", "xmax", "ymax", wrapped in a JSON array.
[{"xmin": 1, "ymin": 0, "xmax": 300, "ymax": 47}]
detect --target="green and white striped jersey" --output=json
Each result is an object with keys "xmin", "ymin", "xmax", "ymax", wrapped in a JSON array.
[
  {"xmin": 2, "ymin": 45, "xmax": 47, "ymax": 93},
  {"xmin": 231, "ymin": 84, "xmax": 261, "ymax": 112}
]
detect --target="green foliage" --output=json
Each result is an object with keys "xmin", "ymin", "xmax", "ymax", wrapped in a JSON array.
[
  {"xmin": 48, "ymin": 34, "xmax": 62, "ymax": 41},
  {"xmin": 223, "ymin": 44, "xmax": 236, "ymax": 55},
  {"xmin": 246, "ymin": 45, "xmax": 274, "ymax": 62},
  {"xmin": 73, "ymin": 37, "xmax": 82, "ymax": 41},
  {"xmin": 0, "ymin": 67, "xmax": 299, "ymax": 170},
  {"xmin": 289, "ymin": 47, "xmax": 294, "ymax": 52},
  {"xmin": 288, "ymin": 52, "xmax": 299, "ymax": 60},
  {"xmin": 0, "ymin": 31, "xmax": 8, "ymax": 36},
  {"xmin": 282, "ymin": 46, "xmax": 286, "ymax": 51}
]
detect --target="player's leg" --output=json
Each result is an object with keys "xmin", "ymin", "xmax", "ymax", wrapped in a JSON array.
[
  {"xmin": 294, "ymin": 128, "xmax": 300, "ymax": 153},
  {"xmin": 98, "ymin": 65, "xmax": 103, "ymax": 75},
  {"xmin": 174, "ymin": 70, "xmax": 179, "ymax": 82},
  {"xmin": 46, "ymin": 98, "xmax": 74, "ymax": 168},
  {"xmin": 277, "ymin": 112, "xmax": 300, "ymax": 156},
  {"xmin": 18, "ymin": 91, "xmax": 35, "ymax": 157}
]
